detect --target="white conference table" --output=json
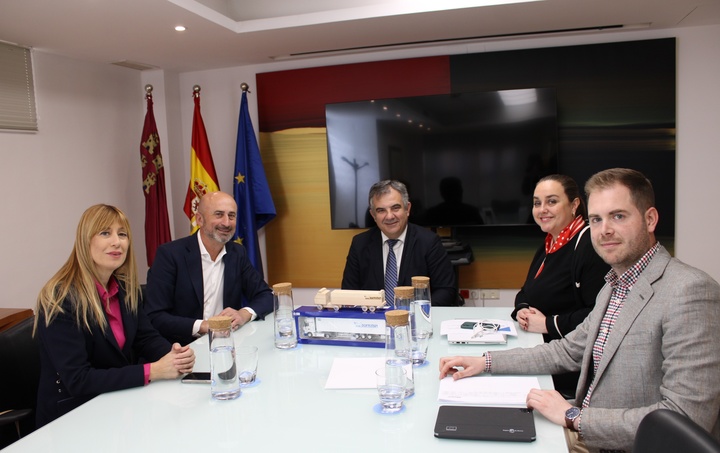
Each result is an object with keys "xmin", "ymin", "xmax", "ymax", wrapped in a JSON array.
[{"xmin": 6, "ymin": 307, "xmax": 566, "ymax": 452}]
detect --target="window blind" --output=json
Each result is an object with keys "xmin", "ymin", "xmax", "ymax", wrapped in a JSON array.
[{"xmin": 0, "ymin": 41, "xmax": 38, "ymax": 131}]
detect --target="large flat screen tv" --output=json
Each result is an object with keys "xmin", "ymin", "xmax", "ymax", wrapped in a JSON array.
[{"xmin": 325, "ymin": 88, "xmax": 559, "ymax": 229}]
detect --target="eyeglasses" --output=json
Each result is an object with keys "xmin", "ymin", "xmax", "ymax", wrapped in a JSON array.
[{"xmin": 471, "ymin": 321, "xmax": 500, "ymax": 338}]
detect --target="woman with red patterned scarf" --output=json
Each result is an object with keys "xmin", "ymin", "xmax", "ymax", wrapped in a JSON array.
[{"xmin": 512, "ymin": 174, "xmax": 609, "ymax": 398}]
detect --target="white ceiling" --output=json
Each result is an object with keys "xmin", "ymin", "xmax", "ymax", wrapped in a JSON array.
[{"xmin": 1, "ymin": 0, "xmax": 719, "ymax": 72}]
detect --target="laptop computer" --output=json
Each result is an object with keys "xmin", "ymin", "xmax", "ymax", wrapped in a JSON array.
[{"xmin": 434, "ymin": 405, "xmax": 536, "ymax": 442}]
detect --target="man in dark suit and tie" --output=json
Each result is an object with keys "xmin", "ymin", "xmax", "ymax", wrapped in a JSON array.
[
  {"xmin": 341, "ymin": 180, "xmax": 458, "ymax": 306},
  {"xmin": 145, "ymin": 191, "xmax": 273, "ymax": 345}
]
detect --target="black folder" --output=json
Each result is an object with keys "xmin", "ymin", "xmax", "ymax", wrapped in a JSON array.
[{"xmin": 434, "ymin": 405, "xmax": 537, "ymax": 442}]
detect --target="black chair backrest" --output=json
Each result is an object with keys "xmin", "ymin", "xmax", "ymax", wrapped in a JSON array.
[
  {"xmin": 0, "ymin": 316, "xmax": 41, "ymax": 440},
  {"xmin": 634, "ymin": 409, "xmax": 720, "ymax": 453}
]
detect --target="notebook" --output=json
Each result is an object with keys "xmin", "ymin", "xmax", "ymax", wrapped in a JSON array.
[{"xmin": 434, "ymin": 405, "xmax": 536, "ymax": 442}]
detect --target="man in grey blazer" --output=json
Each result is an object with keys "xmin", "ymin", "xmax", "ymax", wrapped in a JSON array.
[{"xmin": 439, "ymin": 168, "xmax": 720, "ymax": 452}]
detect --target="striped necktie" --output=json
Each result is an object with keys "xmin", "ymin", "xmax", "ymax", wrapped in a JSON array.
[{"xmin": 384, "ymin": 239, "xmax": 399, "ymax": 306}]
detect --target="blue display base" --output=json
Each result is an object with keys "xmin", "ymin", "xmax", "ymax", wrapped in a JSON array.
[
  {"xmin": 373, "ymin": 403, "xmax": 407, "ymax": 415},
  {"xmin": 275, "ymin": 343, "xmax": 302, "ymax": 350},
  {"xmin": 294, "ymin": 306, "xmax": 387, "ymax": 348},
  {"xmin": 240, "ymin": 378, "xmax": 261, "ymax": 388}
]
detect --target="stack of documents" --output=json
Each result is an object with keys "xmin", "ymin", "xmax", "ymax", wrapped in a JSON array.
[
  {"xmin": 440, "ymin": 319, "xmax": 518, "ymax": 344},
  {"xmin": 437, "ymin": 375, "xmax": 540, "ymax": 407}
]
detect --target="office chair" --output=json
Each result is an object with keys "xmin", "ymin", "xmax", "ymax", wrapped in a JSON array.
[
  {"xmin": 634, "ymin": 409, "xmax": 720, "ymax": 453},
  {"xmin": 0, "ymin": 316, "xmax": 40, "ymax": 448},
  {"xmin": 0, "ymin": 409, "xmax": 33, "ymax": 438}
]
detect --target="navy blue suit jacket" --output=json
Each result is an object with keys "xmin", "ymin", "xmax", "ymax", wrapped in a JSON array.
[
  {"xmin": 341, "ymin": 223, "xmax": 458, "ymax": 306},
  {"xmin": 36, "ymin": 286, "xmax": 171, "ymax": 428},
  {"xmin": 145, "ymin": 234, "xmax": 273, "ymax": 345}
]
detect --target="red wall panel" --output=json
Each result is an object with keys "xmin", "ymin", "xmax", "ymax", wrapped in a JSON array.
[{"xmin": 257, "ymin": 56, "xmax": 451, "ymax": 132}]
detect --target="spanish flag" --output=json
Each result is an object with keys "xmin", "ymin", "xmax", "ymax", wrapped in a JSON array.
[{"xmin": 183, "ymin": 87, "xmax": 219, "ymax": 233}]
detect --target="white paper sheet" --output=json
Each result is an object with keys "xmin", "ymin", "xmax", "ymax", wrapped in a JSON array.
[
  {"xmin": 437, "ymin": 375, "xmax": 541, "ymax": 407},
  {"xmin": 324, "ymin": 357, "xmax": 385, "ymax": 389}
]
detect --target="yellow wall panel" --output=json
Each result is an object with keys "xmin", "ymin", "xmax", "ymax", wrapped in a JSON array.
[{"xmin": 261, "ymin": 129, "xmax": 357, "ymax": 288}]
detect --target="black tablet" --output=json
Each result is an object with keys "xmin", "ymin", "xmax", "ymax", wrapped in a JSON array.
[{"xmin": 434, "ymin": 405, "xmax": 536, "ymax": 442}]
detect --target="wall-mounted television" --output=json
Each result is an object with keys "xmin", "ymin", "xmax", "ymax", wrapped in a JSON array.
[{"xmin": 325, "ymin": 87, "xmax": 558, "ymax": 229}]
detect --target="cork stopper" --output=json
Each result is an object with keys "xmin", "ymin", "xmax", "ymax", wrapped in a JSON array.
[
  {"xmin": 411, "ymin": 276, "xmax": 430, "ymax": 288},
  {"xmin": 273, "ymin": 282, "xmax": 292, "ymax": 295},
  {"xmin": 208, "ymin": 315, "xmax": 232, "ymax": 330},
  {"xmin": 385, "ymin": 309, "xmax": 410, "ymax": 327},
  {"xmin": 394, "ymin": 286, "xmax": 414, "ymax": 299}
]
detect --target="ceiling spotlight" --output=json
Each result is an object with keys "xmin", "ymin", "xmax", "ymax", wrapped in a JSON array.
[{"xmin": 175, "ymin": 25, "xmax": 187, "ymax": 32}]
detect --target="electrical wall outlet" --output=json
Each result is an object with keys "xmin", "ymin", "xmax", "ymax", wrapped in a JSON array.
[{"xmin": 480, "ymin": 289, "xmax": 500, "ymax": 300}]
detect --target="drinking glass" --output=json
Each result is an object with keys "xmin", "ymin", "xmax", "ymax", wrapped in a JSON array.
[
  {"xmin": 236, "ymin": 346, "xmax": 259, "ymax": 386},
  {"xmin": 375, "ymin": 364, "xmax": 406, "ymax": 413},
  {"xmin": 410, "ymin": 329, "xmax": 430, "ymax": 365}
]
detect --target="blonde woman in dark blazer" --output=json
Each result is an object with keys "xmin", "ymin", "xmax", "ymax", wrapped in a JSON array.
[{"xmin": 34, "ymin": 204, "xmax": 195, "ymax": 427}]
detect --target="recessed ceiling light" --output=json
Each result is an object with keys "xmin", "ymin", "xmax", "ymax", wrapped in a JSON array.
[{"xmin": 175, "ymin": 25, "xmax": 187, "ymax": 32}]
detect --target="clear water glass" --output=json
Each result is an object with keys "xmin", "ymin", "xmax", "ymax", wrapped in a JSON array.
[
  {"xmin": 236, "ymin": 345, "xmax": 258, "ymax": 386},
  {"xmin": 376, "ymin": 364, "xmax": 406, "ymax": 413},
  {"xmin": 410, "ymin": 329, "xmax": 430, "ymax": 365}
]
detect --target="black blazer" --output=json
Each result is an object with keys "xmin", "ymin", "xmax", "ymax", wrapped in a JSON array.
[
  {"xmin": 145, "ymin": 233, "xmax": 273, "ymax": 345},
  {"xmin": 341, "ymin": 223, "xmax": 457, "ymax": 306},
  {"xmin": 35, "ymin": 286, "xmax": 171, "ymax": 428},
  {"xmin": 512, "ymin": 227, "xmax": 609, "ymax": 340}
]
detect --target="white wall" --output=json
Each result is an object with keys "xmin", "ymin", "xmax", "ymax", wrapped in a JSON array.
[
  {"xmin": 0, "ymin": 52, "xmax": 145, "ymax": 310},
  {"xmin": 675, "ymin": 25, "xmax": 720, "ymax": 274},
  {"xmin": 2, "ymin": 24, "xmax": 719, "ymax": 311}
]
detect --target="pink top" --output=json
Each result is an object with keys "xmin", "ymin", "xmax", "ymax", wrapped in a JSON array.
[{"xmin": 96, "ymin": 278, "xmax": 151, "ymax": 385}]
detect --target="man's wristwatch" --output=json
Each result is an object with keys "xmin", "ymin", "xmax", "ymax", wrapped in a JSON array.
[{"xmin": 565, "ymin": 406, "xmax": 581, "ymax": 431}]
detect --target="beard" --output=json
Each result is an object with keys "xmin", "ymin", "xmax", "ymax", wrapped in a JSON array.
[
  {"xmin": 596, "ymin": 235, "xmax": 653, "ymax": 274},
  {"xmin": 208, "ymin": 226, "xmax": 233, "ymax": 244}
]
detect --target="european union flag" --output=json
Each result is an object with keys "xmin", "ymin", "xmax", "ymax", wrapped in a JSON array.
[{"xmin": 233, "ymin": 88, "xmax": 276, "ymax": 277}]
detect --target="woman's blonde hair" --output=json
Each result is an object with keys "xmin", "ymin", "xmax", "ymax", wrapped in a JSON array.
[{"xmin": 35, "ymin": 204, "xmax": 140, "ymax": 334}]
